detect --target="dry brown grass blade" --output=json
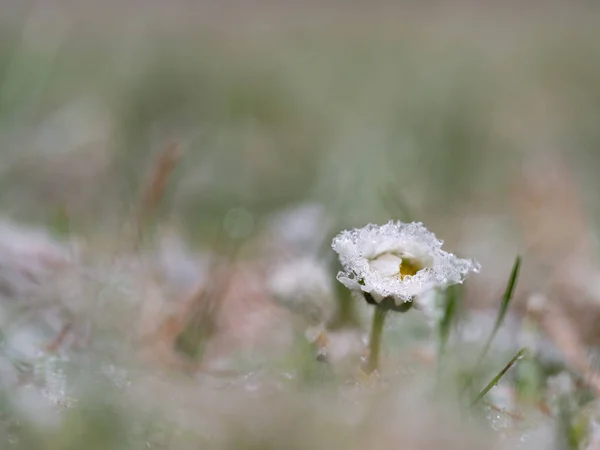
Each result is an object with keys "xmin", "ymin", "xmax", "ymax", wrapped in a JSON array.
[
  {"xmin": 137, "ymin": 223, "xmax": 237, "ymax": 371},
  {"xmin": 511, "ymin": 153, "xmax": 592, "ymax": 267},
  {"xmin": 132, "ymin": 140, "xmax": 182, "ymax": 250},
  {"xmin": 483, "ymin": 400, "xmax": 525, "ymax": 421},
  {"xmin": 511, "ymin": 153, "xmax": 592, "ymax": 297},
  {"xmin": 176, "ymin": 262, "xmax": 236, "ymax": 353},
  {"xmin": 138, "ymin": 254, "xmax": 234, "ymax": 372},
  {"xmin": 45, "ymin": 323, "xmax": 73, "ymax": 352},
  {"xmin": 529, "ymin": 298, "xmax": 600, "ymax": 397},
  {"xmin": 140, "ymin": 253, "xmax": 291, "ymax": 373},
  {"xmin": 511, "ymin": 152, "xmax": 600, "ymax": 345}
]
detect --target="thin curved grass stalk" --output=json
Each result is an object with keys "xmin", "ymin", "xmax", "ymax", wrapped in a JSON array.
[
  {"xmin": 471, "ymin": 348, "xmax": 527, "ymax": 406},
  {"xmin": 142, "ymin": 266, "xmax": 232, "ymax": 371},
  {"xmin": 555, "ymin": 395, "xmax": 579, "ymax": 450},
  {"xmin": 483, "ymin": 400, "xmax": 524, "ymax": 421},
  {"xmin": 172, "ymin": 232, "xmax": 242, "ymax": 363},
  {"xmin": 140, "ymin": 227, "xmax": 242, "ymax": 371},
  {"xmin": 438, "ymin": 285, "xmax": 459, "ymax": 359},
  {"xmin": 461, "ymin": 256, "xmax": 521, "ymax": 395},
  {"xmin": 50, "ymin": 203, "xmax": 71, "ymax": 237},
  {"xmin": 475, "ymin": 255, "xmax": 521, "ymax": 364},
  {"xmin": 45, "ymin": 323, "xmax": 73, "ymax": 352},
  {"xmin": 436, "ymin": 285, "xmax": 459, "ymax": 386},
  {"xmin": 132, "ymin": 140, "xmax": 182, "ymax": 250}
]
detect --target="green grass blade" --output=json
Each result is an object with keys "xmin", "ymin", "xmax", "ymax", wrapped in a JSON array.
[
  {"xmin": 555, "ymin": 395, "xmax": 579, "ymax": 450},
  {"xmin": 471, "ymin": 348, "xmax": 527, "ymax": 406},
  {"xmin": 438, "ymin": 285, "xmax": 459, "ymax": 359},
  {"xmin": 460, "ymin": 256, "xmax": 521, "ymax": 396},
  {"xmin": 476, "ymin": 255, "xmax": 522, "ymax": 364},
  {"xmin": 50, "ymin": 203, "xmax": 71, "ymax": 237},
  {"xmin": 436, "ymin": 285, "xmax": 460, "ymax": 390}
]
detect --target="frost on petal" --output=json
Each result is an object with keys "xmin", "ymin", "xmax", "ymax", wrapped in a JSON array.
[
  {"xmin": 331, "ymin": 221, "xmax": 479, "ymax": 304},
  {"xmin": 336, "ymin": 271, "xmax": 362, "ymax": 291}
]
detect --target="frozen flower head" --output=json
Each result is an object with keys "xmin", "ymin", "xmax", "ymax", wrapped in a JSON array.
[{"xmin": 332, "ymin": 221, "xmax": 479, "ymax": 308}]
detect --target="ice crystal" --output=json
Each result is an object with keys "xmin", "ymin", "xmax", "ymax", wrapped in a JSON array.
[{"xmin": 331, "ymin": 221, "xmax": 479, "ymax": 305}]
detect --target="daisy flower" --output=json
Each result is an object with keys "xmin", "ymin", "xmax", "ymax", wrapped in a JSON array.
[
  {"xmin": 332, "ymin": 221, "xmax": 479, "ymax": 306},
  {"xmin": 332, "ymin": 220, "xmax": 479, "ymax": 374}
]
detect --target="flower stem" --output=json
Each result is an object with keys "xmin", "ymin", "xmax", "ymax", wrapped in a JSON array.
[{"xmin": 365, "ymin": 307, "xmax": 388, "ymax": 374}]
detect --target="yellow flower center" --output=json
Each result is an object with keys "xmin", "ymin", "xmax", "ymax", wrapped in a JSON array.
[{"xmin": 399, "ymin": 258, "xmax": 423, "ymax": 279}]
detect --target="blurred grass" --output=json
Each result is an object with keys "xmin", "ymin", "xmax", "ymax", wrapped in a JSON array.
[{"xmin": 0, "ymin": 9, "xmax": 597, "ymax": 245}]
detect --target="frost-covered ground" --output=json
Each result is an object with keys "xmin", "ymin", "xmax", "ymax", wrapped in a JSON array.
[{"xmin": 2, "ymin": 3, "xmax": 600, "ymax": 449}]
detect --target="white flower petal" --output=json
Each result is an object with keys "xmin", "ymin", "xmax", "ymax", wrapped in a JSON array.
[
  {"xmin": 336, "ymin": 272, "xmax": 361, "ymax": 291},
  {"xmin": 369, "ymin": 253, "xmax": 402, "ymax": 277}
]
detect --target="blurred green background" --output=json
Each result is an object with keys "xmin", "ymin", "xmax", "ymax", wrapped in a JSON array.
[{"xmin": 1, "ymin": 1, "xmax": 600, "ymax": 250}]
